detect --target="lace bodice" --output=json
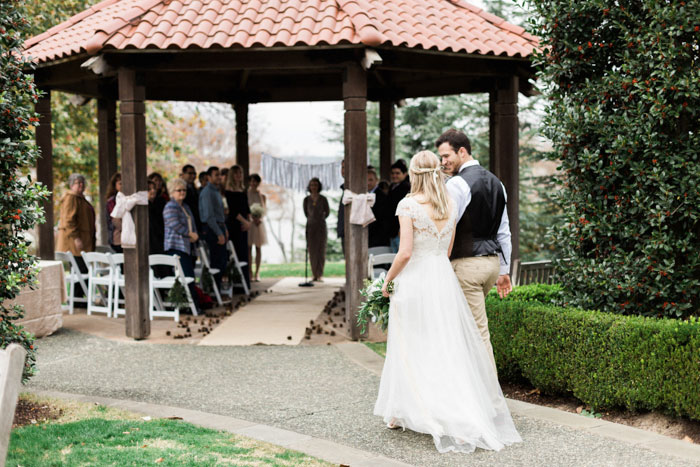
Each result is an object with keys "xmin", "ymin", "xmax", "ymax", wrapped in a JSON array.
[{"xmin": 396, "ymin": 197, "xmax": 456, "ymax": 259}]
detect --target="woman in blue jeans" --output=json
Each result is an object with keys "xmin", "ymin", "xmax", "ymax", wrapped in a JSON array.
[{"xmin": 163, "ymin": 178, "xmax": 200, "ymax": 312}]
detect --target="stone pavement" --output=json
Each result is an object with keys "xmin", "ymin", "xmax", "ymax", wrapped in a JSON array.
[{"xmin": 25, "ymin": 329, "xmax": 700, "ymax": 467}]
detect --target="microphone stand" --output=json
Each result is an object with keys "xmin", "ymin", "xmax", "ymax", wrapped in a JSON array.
[{"xmin": 299, "ymin": 244, "xmax": 314, "ymax": 287}]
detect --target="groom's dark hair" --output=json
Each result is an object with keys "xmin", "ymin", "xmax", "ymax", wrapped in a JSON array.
[{"xmin": 436, "ymin": 129, "xmax": 471, "ymax": 155}]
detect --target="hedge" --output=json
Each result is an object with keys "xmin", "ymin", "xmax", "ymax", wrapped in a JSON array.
[{"xmin": 487, "ymin": 285, "xmax": 700, "ymax": 420}]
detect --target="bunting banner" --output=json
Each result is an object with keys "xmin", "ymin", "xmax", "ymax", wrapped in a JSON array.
[{"xmin": 261, "ymin": 153, "xmax": 343, "ymax": 192}]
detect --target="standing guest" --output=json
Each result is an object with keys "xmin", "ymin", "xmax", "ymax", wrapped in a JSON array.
[
  {"xmin": 148, "ymin": 172, "xmax": 170, "ymax": 202},
  {"xmin": 199, "ymin": 166, "xmax": 228, "ymax": 289},
  {"xmin": 247, "ymin": 173, "xmax": 267, "ymax": 282},
  {"xmin": 104, "ymin": 172, "xmax": 123, "ymax": 253},
  {"xmin": 377, "ymin": 179, "xmax": 390, "ymax": 196},
  {"xmin": 147, "ymin": 180, "xmax": 165, "ymax": 256},
  {"xmin": 303, "ymin": 178, "xmax": 330, "ymax": 282},
  {"xmin": 337, "ymin": 160, "xmax": 345, "ymax": 255},
  {"xmin": 367, "ymin": 168, "xmax": 390, "ymax": 248},
  {"xmin": 386, "ymin": 159, "xmax": 410, "ymax": 252},
  {"xmin": 163, "ymin": 178, "xmax": 201, "ymax": 313},
  {"xmin": 57, "ymin": 174, "xmax": 96, "ymax": 273},
  {"xmin": 198, "ymin": 171, "xmax": 209, "ymax": 192},
  {"xmin": 180, "ymin": 164, "xmax": 201, "ymax": 232},
  {"xmin": 224, "ymin": 165, "xmax": 251, "ymax": 289}
]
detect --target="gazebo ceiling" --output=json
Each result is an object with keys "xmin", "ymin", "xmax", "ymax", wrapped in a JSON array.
[{"xmin": 24, "ymin": 0, "xmax": 539, "ymax": 102}]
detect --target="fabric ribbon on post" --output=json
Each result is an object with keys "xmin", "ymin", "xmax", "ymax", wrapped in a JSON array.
[
  {"xmin": 111, "ymin": 191, "xmax": 148, "ymax": 248},
  {"xmin": 342, "ymin": 189, "xmax": 376, "ymax": 227}
]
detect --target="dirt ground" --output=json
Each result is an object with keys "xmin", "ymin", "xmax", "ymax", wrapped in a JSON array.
[{"xmin": 13, "ymin": 398, "xmax": 63, "ymax": 428}]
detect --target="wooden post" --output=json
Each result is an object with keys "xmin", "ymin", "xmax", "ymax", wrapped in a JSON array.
[
  {"xmin": 98, "ymin": 98, "xmax": 118, "ymax": 246},
  {"xmin": 489, "ymin": 76, "xmax": 520, "ymax": 266},
  {"xmin": 118, "ymin": 68, "xmax": 150, "ymax": 339},
  {"xmin": 235, "ymin": 102, "xmax": 249, "ymax": 178},
  {"xmin": 379, "ymin": 100, "xmax": 395, "ymax": 181},
  {"xmin": 35, "ymin": 89, "xmax": 54, "ymax": 259},
  {"xmin": 343, "ymin": 63, "xmax": 368, "ymax": 341}
]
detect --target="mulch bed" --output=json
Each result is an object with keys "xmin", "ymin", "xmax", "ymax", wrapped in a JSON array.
[{"xmin": 12, "ymin": 398, "xmax": 63, "ymax": 429}]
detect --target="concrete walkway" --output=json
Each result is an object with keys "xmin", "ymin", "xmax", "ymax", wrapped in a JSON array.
[
  {"xmin": 200, "ymin": 277, "xmax": 345, "ymax": 346},
  {"xmin": 25, "ymin": 329, "xmax": 700, "ymax": 467}
]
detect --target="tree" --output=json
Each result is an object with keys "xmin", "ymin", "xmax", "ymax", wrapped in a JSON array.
[
  {"xmin": 0, "ymin": 0, "xmax": 50, "ymax": 381},
  {"xmin": 530, "ymin": 0, "xmax": 700, "ymax": 318}
]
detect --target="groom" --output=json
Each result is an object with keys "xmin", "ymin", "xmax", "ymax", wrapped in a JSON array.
[{"xmin": 436, "ymin": 129, "xmax": 513, "ymax": 370}]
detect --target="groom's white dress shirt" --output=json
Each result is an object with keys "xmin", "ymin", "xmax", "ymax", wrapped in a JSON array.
[{"xmin": 445, "ymin": 160, "xmax": 512, "ymax": 276}]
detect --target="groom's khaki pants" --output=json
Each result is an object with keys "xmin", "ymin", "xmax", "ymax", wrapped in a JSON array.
[{"xmin": 451, "ymin": 255, "xmax": 500, "ymax": 371}]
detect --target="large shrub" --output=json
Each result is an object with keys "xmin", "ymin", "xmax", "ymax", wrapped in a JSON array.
[
  {"xmin": 488, "ymin": 295, "xmax": 700, "ymax": 420},
  {"xmin": 529, "ymin": 0, "xmax": 700, "ymax": 318},
  {"xmin": 0, "ymin": 0, "xmax": 48, "ymax": 381}
]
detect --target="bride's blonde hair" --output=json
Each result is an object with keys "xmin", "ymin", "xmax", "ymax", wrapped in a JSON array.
[{"xmin": 408, "ymin": 150, "xmax": 449, "ymax": 220}]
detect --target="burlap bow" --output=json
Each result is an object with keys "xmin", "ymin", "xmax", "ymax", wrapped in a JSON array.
[
  {"xmin": 111, "ymin": 191, "xmax": 148, "ymax": 248},
  {"xmin": 342, "ymin": 190, "xmax": 376, "ymax": 227}
]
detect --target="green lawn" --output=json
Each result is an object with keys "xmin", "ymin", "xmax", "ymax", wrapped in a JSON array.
[
  {"xmin": 365, "ymin": 342, "xmax": 387, "ymax": 358},
  {"xmin": 8, "ymin": 395, "xmax": 331, "ymax": 467},
  {"xmin": 260, "ymin": 261, "xmax": 345, "ymax": 278}
]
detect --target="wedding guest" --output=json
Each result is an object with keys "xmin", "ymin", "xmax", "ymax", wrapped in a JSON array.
[
  {"xmin": 57, "ymin": 173, "xmax": 96, "ymax": 273},
  {"xmin": 337, "ymin": 160, "xmax": 345, "ymax": 256},
  {"xmin": 303, "ymin": 178, "xmax": 330, "ymax": 282},
  {"xmin": 224, "ymin": 165, "xmax": 251, "ymax": 289},
  {"xmin": 180, "ymin": 164, "xmax": 201, "ymax": 232},
  {"xmin": 104, "ymin": 172, "xmax": 123, "ymax": 253},
  {"xmin": 367, "ymin": 168, "xmax": 390, "ymax": 248},
  {"xmin": 163, "ymin": 178, "xmax": 200, "ymax": 313},
  {"xmin": 199, "ymin": 166, "xmax": 228, "ymax": 289},
  {"xmin": 387, "ymin": 159, "xmax": 410, "ymax": 252},
  {"xmin": 148, "ymin": 172, "xmax": 170, "ymax": 202},
  {"xmin": 198, "ymin": 171, "xmax": 209, "ymax": 192},
  {"xmin": 378, "ymin": 179, "xmax": 390, "ymax": 196},
  {"xmin": 147, "ymin": 180, "xmax": 165, "ymax": 256},
  {"xmin": 247, "ymin": 173, "xmax": 267, "ymax": 282}
]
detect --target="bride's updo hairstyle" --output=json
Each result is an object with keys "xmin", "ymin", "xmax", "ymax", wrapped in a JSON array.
[{"xmin": 408, "ymin": 150, "xmax": 449, "ymax": 220}]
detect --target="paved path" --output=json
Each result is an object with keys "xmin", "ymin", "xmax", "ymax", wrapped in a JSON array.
[
  {"xmin": 26, "ymin": 329, "xmax": 700, "ymax": 466},
  {"xmin": 200, "ymin": 277, "xmax": 345, "ymax": 346}
]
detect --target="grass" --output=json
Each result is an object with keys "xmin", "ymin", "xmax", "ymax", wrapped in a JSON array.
[
  {"xmin": 364, "ymin": 342, "xmax": 387, "ymax": 358},
  {"xmin": 259, "ymin": 261, "xmax": 345, "ymax": 278},
  {"xmin": 8, "ymin": 394, "xmax": 332, "ymax": 467}
]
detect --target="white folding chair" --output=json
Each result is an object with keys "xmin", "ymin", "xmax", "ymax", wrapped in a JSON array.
[
  {"xmin": 368, "ymin": 253, "xmax": 396, "ymax": 279},
  {"xmin": 197, "ymin": 244, "xmax": 223, "ymax": 306},
  {"xmin": 149, "ymin": 254, "xmax": 198, "ymax": 321},
  {"xmin": 95, "ymin": 245, "xmax": 115, "ymax": 253},
  {"xmin": 55, "ymin": 251, "xmax": 90, "ymax": 314},
  {"xmin": 108, "ymin": 253, "xmax": 126, "ymax": 318},
  {"xmin": 368, "ymin": 246, "xmax": 393, "ymax": 256},
  {"xmin": 226, "ymin": 240, "xmax": 249, "ymax": 296},
  {"xmin": 81, "ymin": 251, "xmax": 114, "ymax": 317}
]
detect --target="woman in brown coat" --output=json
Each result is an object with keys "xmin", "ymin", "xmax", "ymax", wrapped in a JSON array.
[{"xmin": 57, "ymin": 173, "xmax": 96, "ymax": 261}]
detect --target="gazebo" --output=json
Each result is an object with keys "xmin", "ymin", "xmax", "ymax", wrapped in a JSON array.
[{"xmin": 25, "ymin": 0, "xmax": 537, "ymax": 340}]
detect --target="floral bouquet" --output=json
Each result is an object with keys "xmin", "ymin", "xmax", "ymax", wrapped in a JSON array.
[
  {"xmin": 250, "ymin": 202, "xmax": 266, "ymax": 219},
  {"xmin": 357, "ymin": 273, "xmax": 394, "ymax": 333}
]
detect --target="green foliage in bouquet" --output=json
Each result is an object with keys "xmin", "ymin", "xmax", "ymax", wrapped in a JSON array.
[
  {"xmin": 1, "ymin": 0, "xmax": 50, "ymax": 382},
  {"xmin": 357, "ymin": 277, "xmax": 394, "ymax": 333},
  {"xmin": 529, "ymin": 0, "xmax": 700, "ymax": 318}
]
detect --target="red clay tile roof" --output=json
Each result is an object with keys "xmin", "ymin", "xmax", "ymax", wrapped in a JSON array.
[{"xmin": 24, "ymin": 0, "xmax": 538, "ymax": 64}]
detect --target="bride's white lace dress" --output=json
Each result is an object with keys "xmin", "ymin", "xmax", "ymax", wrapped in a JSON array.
[{"xmin": 374, "ymin": 197, "xmax": 522, "ymax": 453}]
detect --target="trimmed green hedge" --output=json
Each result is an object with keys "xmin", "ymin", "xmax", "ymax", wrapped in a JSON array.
[{"xmin": 487, "ymin": 286, "xmax": 700, "ymax": 420}]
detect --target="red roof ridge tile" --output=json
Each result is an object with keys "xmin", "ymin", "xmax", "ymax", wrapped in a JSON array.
[
  {"xmin": 448, "ymin": 0, "xmax": 532, "ymax": 43},
  {"xmin": 24, "ymin": 0, "xmax": 121, "ymax": 49},
  {"xmin": 85, "ymin": 0, "xmax": 165, "ymax": 55},
  {"xmin": 336, "ymin": 0, "xmax": 384, "ymax": 47}
]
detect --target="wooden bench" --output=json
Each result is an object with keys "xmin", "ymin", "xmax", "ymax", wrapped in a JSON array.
[
  {"xmin": 512, "ymin": 259, "xmax": 556, "ymax": 286},
  {"xmin": 0, "ymin": 344, "xmax": 27, "ymax": 466}
]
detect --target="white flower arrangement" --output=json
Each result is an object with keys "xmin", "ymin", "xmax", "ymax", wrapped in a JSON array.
[{"xmin": 250, "ymin": 202, "xmax": 266, "ymax": 219}]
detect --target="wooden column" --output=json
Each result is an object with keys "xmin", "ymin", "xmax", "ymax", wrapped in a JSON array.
[
  {"xmin": 235, "ymin": 102, "xmax": 249, "ymax": 178},
  {"xmin": 35, "ymin": 90, "xmax": 54, "ymax": 259},
  {"xmin": 343, "ymin": 63, "xmax": 368, "ymax": 340},
  {"xmin": 118, "ymin": 68, "xmax": 150, "ymax": 339},
  {"xmin": 98, "ymin": 98, "xmax": 118, "ymax": 245},
  {"xmin": 379, "ymin": 100, "xmax": 395, "ymax": 181},
  {"xmin": 489, "ymin": 76, "xmax": 520, "ymax": 266}
]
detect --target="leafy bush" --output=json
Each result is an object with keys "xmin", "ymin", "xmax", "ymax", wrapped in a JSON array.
[
  {"xmin": 0, "ymin": 0, "xmax": 49, "ymax": 381},
  {"xmin": 487, "ymin": 297, "xmax": 700, "ymax": 419},
  {"xmin": 529, "ymin": 0, "xmax": 700, "ymax": 318},
  {"xmin": 487, "ymin": 283, "xmax": 562, "ymax": 304}
]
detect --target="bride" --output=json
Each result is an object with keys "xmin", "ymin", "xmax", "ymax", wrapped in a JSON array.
[{"xmin": 374, "ymin": 150, "xmax": 522, "ymax": 453}]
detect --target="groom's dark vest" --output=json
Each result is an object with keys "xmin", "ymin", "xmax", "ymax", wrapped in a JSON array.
[{"xmin": 450, "ymin": 164, "xmax": 506, "ymax": 261}]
